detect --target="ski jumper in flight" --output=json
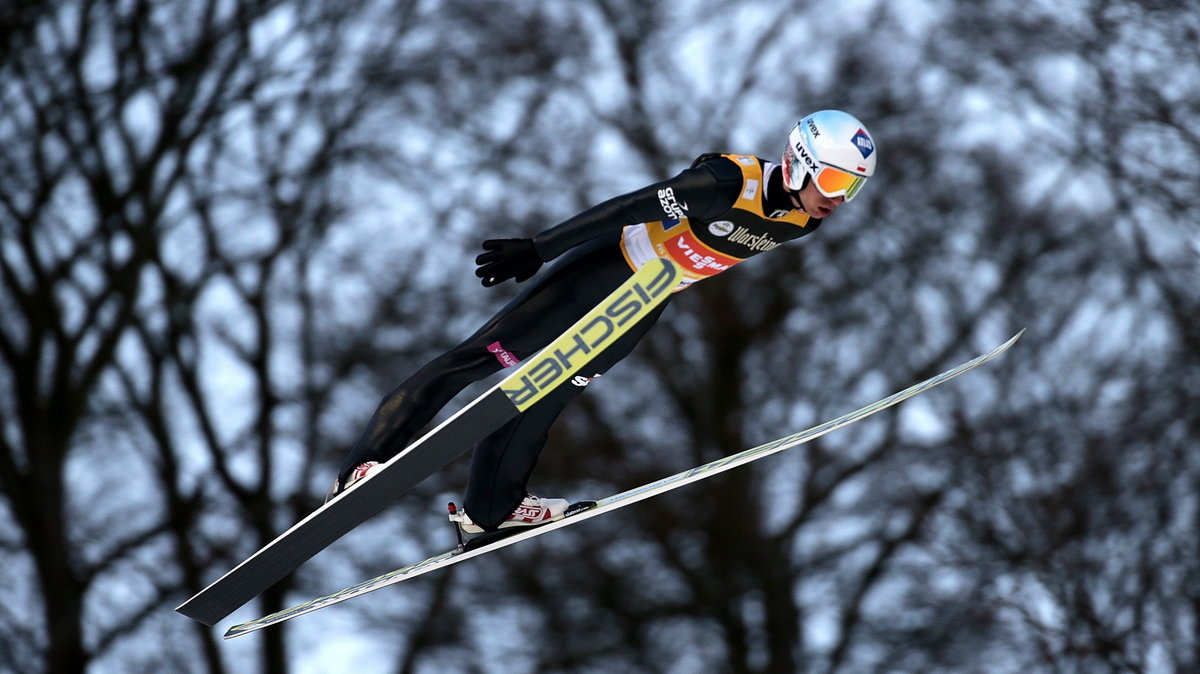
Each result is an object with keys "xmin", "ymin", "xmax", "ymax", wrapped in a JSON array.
[{"xmin": 332, "ymin": 110, "xmax": 878, "ymax": 533}]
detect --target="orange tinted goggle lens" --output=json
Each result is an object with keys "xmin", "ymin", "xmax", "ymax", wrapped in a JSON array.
[{"xmin": 815, "ymin": 166, "xmax": 867, "ymax": 200}]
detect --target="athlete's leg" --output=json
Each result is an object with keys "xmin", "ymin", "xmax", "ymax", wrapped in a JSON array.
[
  {"xmin": 463, "ymin": 301, "xmax": 669, "ymax": 530},
  {"xmin": 336, "ymin": 235, "xmax": 627, "ymax": 484}
]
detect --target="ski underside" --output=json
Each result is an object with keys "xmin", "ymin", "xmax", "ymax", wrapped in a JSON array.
[{"xmin": 224, "ymin": 330, "xmax": 1023, "ymax": 639}]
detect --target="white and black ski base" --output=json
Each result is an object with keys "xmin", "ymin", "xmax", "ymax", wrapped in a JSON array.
[{"xmin": 222, "ymin": 330, "xmax": 1023, "ymax": 639}]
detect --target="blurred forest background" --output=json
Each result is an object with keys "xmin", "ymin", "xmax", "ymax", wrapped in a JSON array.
[{"xmin": 1, "ymin": 0, "xmax": 1197, "ymax": 672}]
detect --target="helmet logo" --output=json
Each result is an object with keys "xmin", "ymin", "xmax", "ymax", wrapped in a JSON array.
[
  {"xmin": 794, "ymin": 142, "xmax": 821, "ymax": 173},
  {"xmin": 852, "ymin": 129, "xmax": 874, "ymax": 159}
]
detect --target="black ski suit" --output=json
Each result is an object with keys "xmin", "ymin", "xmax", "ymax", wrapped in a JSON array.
[{"xmin": 338, "ymin": 154, "xmax": 822, "ymax": 530}]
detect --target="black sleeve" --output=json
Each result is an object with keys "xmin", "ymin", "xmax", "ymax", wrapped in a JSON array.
[{"xmin": 531, "ymin": 156, "xmax": 745, "ymax": 261}]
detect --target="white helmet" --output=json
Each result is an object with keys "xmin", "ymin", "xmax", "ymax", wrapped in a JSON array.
[{"xmin": 781, "ymin": 110, "xmax": 876, "ymax": 201}]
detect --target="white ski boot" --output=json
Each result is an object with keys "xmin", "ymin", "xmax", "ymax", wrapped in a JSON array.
[
  {"xmin": 449, "ymin": 493, "xmax": 570, "ymax": 534},
  {"xmin": 324, "ymin": 461, "xmax": 383, "ymax": 503}
]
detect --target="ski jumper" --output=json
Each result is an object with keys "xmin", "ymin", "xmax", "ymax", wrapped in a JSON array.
[{"xmin": 338, "ymin": 154, "xmax": 822, "ymax": 530}]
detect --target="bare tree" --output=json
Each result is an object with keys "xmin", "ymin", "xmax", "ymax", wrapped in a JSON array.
[
  {"xmin": 348, "ymin": 1, "xmax": 1200, "ymax": 673},
  {"xmin": 0, "ymin": 0, "xmax": 463, "ymax": 671},
  {"xmin": 3, "ymin": 0, "xmax": 1197, "ymax": 672}
]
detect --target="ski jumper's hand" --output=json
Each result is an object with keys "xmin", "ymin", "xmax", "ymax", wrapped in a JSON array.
[{"xmin": 475, "ymin": 238, "xmax": 544, "ymax": 287}]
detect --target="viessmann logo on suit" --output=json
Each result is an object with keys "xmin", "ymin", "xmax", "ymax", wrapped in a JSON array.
[
  {"xmin": 660, "ymin": 229, "xmax": 739, "ymax": 277},
  {"xmin": 501, "ymin": 260, "xmax": 679, "ymax": 410}
]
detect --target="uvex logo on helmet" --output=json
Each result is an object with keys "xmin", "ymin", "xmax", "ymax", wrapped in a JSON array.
[{"xmin": 793, "ymin": 142, "xmax": 820, "ymax": 173}]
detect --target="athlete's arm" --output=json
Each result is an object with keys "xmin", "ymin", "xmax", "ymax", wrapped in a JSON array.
[{"xmin": 531, "ymin": 157, "xmax": 744, "ymax": 261}]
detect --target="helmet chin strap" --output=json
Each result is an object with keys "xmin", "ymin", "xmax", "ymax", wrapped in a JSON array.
[{"xmin": 787, "ymin": 173, "xmax": 812, "ymax": 212}]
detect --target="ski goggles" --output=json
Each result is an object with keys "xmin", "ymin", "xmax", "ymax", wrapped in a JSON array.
[{"xmin": 812, "ymin": 164, "xmax": 868, "ymax": 201}]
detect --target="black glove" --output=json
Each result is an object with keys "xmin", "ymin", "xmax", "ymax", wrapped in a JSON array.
[{"xmin": 474, "ymin": 238, "xmax": 543, "ymax": 287}]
